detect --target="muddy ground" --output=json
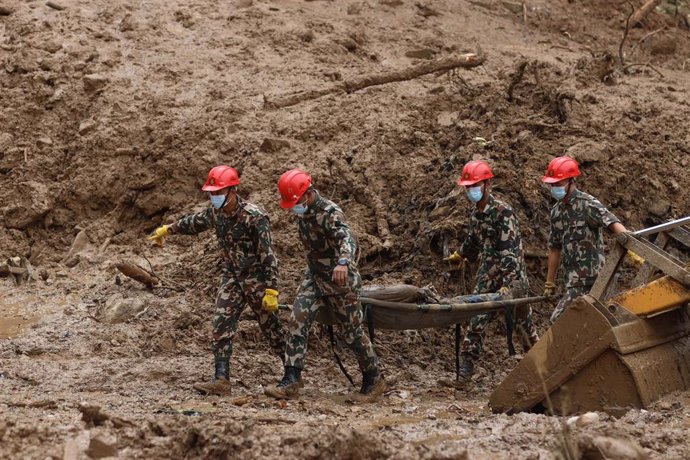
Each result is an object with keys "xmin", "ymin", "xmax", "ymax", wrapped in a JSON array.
[{"xmin": 1, "ymin": 0, "xmax": 690, "ymax": 458}]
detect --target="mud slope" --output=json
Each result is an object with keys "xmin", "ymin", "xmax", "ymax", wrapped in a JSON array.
[{"xmin": 1, "ymin": 0, "xmax": 689, "ymax": 458}]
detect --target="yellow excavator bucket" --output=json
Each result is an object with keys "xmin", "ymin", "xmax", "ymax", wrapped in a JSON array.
[{"xmin": 490, "ymin": 219, "xmax": 690, "ymax": 415}]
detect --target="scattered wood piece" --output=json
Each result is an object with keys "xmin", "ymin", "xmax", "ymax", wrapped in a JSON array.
[
  {"xmin": 630, "ymin": 0, "xmax": 661, "ymax": 27},
  {"xmin": 619, "ymin": 1, "xmax": 636, "ymax": 66},
  {"xmin": 46, "ymin": 1, "xmax": 65, "ymax": 10},
  {"xmin": 254, "ymin": 417, "xmax": 297, "ymax": 425},
  {"xmin": 629, "ymin": 26, "xmax": 666, "ymax": 59},
  {"xmin": 63, "ymin": 229, "xmax": 88, "ymax": 264},
  {"xmin": 264, "ymin": 53, "xmax": 485, "ymax": 109},
  {"xmin": 115, "ymin": 261, "xmax": 159, "ymax": 288},
  {"xmin": 622, "ymin": 62, "xmax": 664, "ymax": 78}
]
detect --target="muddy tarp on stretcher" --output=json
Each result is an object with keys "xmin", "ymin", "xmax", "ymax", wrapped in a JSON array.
[{"xmin": 316, "ymin": 284, "xmax": 542, "ymax": 330}]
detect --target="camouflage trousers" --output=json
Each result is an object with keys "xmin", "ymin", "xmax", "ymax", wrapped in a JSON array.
[
  {"xmin": 550, "ymin": 285, "xmax": 591, "ymax": 324},
  {"xmin": 460, "ymin": 305, "xmax": 538, "ymax": 361},
  {"xmin": 460, "ymin": 280, "xmax": 538, "ymax": 361},
  {"xmin": 212, "ymin": 276, "xmax": 286, "ymax": 362},
  {"xmin": 284, "ymin": 271, "xmax": 380, "ymax": 376}
]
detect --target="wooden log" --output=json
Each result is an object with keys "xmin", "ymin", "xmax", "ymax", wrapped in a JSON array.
[
  {"xmin": 265, "ymin": 53, "xmax": 485, "ymax": 109},
  {"xmin": 630, "ymin": 0, "xmax": 661, "ymax": 27},
  {"xmin": 115, "ymin": 262, "xmax": 158, "ymax": 288}
]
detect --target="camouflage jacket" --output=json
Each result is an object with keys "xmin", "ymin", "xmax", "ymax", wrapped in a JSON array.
[
  {"xmin": 297, "ymin": 190, "xmax": 359, "ymax": 279},
  {"xmin": 173, "ymin": 197, "xmax": 279, "ymax": 288},
  {"xmin": 548, "ymin": 189, "xmax": 620, "ymax": 288},
  {"xmin": 460, "ymin": 195, "xmax": 529, "ymax": 292}
]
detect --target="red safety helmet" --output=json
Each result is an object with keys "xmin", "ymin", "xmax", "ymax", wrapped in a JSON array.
[
  {"xmin": 278, "ymin": 169, "xmax": 312, "ymax": 209},
  {"xmin": 202, "ymin": 165, "xmax": 240, "ymax": 192},
  {"xmin": 457, "ymin": 160, "xmax": 494, "ymax": 186},
  {"xmin": 541, "ymin": 156, "xmax": 581, "ymax": 183}
]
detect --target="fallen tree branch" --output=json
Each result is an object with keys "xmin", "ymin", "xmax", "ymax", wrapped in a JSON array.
[
  {"xmin": 630, "ymin": 0, "xmax": 661, "ymax": 28},
  {"xmin": 619, "ymin": 1, "xmax": 636, "ymax": 66},
  {"xmin": 622, "ymin": 62, "xmax": 664, "ymax": 78},
  {"xmin": 628, "ymin": 26, "xmax": 666, "ymax": 59},
  {"xmin": 116, "ymin": 261, "xmax": 159, "ymax": 288},
  {"xmin": 264, "ymin": 53, "xmax": 485, "ymax": 109}
]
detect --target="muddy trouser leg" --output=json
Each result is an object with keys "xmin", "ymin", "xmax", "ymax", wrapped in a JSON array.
[
  {"xmin": 459, "ymin": 311, "xmax": 497, "ymax": 362},
  {"xmin": 212, "ymin": 277, "xmax": 246, "ymax": 362},
  {"xmin": 243, "ymin": 281, "xmax": 287, "ymax": 360},
  {"xmin": 514, "ymin": 304, "xmax": 539, "ymax": 352},
  {"xmin": 550, "ymin": 285, "xmax": 590, "ymax": 324},
  {"xmin": 284, "ymin": 276, "xmax": 324, "ymax": 370},
  {"xmin": 328, "ymin": 291, "xmax": 381, "ymax": 378}
]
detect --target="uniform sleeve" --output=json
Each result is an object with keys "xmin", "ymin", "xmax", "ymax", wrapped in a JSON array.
[
  {"xmin": 174, "ymin": 207, "xmax": 214, "ymax": 235},
  {"xmin": 548, "ymin": 206, "xmax": 563, "ymax": 250},
  {"xmin": 586, "ymin": 197, "xmax": 620, "ymax": 230},
  {"xmin": 252, "ymin": 214, "xmax": 279, "ymax": 289},
  {"xmin": 324, "ymin": 210, "xmax": 357, "ymax": 261},
  {"xmin": 496, "ymin": 209, "xmax": 522, "ymax": 288},
  {"xmin": 460, "ymin": 215, "xmax": 480, "ymax": 262}
]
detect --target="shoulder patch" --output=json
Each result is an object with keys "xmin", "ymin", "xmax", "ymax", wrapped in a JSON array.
[{"xmin": 242, "ymin": 201, "xmax": 267, "ymax": 218}]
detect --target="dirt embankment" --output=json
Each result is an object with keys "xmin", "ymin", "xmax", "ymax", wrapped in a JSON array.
[{"xmin": 1, "ymin": 0, "xmax": 690, "ymax": 458}]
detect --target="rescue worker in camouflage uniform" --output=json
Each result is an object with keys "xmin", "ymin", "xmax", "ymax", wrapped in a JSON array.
[
  {"xmin": 264, "ymin": 169, "xmax": 386, "ymax": 402},
  {"xmin": 148, "ymin": 165, "xmax": 286, "ymax": 395},
  {"xmin": 541, "ymin": 156, "xmax": 628, "ymax": 323},
  {"xmin": 441, "ymin": 160, "xmax": 539, "ymax": 388}
]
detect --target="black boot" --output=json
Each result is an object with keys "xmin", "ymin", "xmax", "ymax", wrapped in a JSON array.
[
  {"xmin": 215, "ymin": 359, "xmax": 229, "ymax": 380},
  {"xmin": 438, "ymin": 358, "xmax": 474, "ymax": 389},
  {"xmin": 193, "ymin": 358, "xmax": 232, "ymax": 396},
  {"xmin": 458, "ymin": 358, "xmax": 474, "ymax": 381},
  {"xmin": 351, "ymin": 371, "xmax": 387, "ymax": 402},
  {"xmin": 264, "ymin": 366, "xmax": 302, "ymax": 400}
]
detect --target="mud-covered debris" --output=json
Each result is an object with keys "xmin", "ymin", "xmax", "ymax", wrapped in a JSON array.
[
  {"xmin": 78, "ymin": 120, "xmax": 97, "ymax": 135},
  {"xmin": 647, "ymin": 197, "xmax": 670, "ymax": 217},
  {"xmin": 36, "ymin": 137, "xmax": 53, "ymax": 147},
  {"xmin": 46, "ymin": 1, "xmax": 65, "ymax": 11},
  {"xmin": 79, "ymin": 404, "xmax": 134, "ymax": 428},
  {"xmin": 2, "ymin": 181, "xmax": 52, "ymax": 229},
  {"xmin": 96, "ymin": 293, "xmax": 147, "ymax": 323},
  {"xmin": 0, "ymin": 5, "xmax": 13, "ymax": 15},
  {"xmin": 86, "ymin": 429, "xmax": 118, "ymax": 459},
  {"xmin": 260, "ymin": 138, "xmax": 290, "ymax": 153},
  {"xmin": 405, "ymin": 48, "xmax": 437, "ymax": 60},
  {"xmin": 580, "ymin": 436, "xmax": 649, "ymax": 460},
  {"xmin": 82, "ymin": 74, "xmax": 109, "ymax": 92},
  {"xmin": 336, "ymin": 37, "xmax": 358, "ymax": 52}
]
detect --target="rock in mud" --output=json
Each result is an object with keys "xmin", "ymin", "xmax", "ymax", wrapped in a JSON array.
[
  {"xmin": 567, "ymin": 140, "xmax": 611, "ymax": 164},
  {"xmin": 2, "ymin": 181, "xmax": 52, "ymax": 229},
  {"xmin": 86, "ymin": 429, "xmax": 118, "ymax": 459},
  {"xmin": 647, "ymin": 198, "xmax": 670, "ymax": 218},
  {"xmin": 96, "ymin": 294, "xmax": 146, "ymax": 323},
  {"xmin": 83, "ymin": 74, "xmax": 109, "ymax": 92},
  {"xmin": 78, "ymin": 120, "xmax": 97, "ymax": 135},
  {"xmin": 260, "ymin": 138, "xmax": 290, "ymax": 153}
]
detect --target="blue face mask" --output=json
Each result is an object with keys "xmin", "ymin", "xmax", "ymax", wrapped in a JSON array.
[
  {"xmin": 210, "ymin": 194, "xmax": 227, "ymax": 209},
  {"xmin": 292, "ymin": 202, "xmax": 308, "ymax": 215},
  {"xmin": 466, "ymin": 185, "xmax": 483, "ymax": 203},
  {"xmin": 550, "ymin": 186, "xmax": 567, "ymax": 200}
]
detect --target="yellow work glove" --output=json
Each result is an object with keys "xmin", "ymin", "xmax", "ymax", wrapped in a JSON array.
[
  {"xmin": 498, "ymin": 286, "xmax": 511, "ymax": 298},
  {"xmin": 543, "ymin": 281, "xmax": 556, "ymax": 297},
  {"xmin": 148, "ymin": 225, "xmax": 169, "ymax": 247},
  {"xmin": 443, "ymin": 251, "xmax": 464, "ymax": 264},
  {"xmin": 262, "ymin": 289, "xmax": 279, "ymax": 313},
  {"xmin": 627, "ymin": 250, "xmax": 645, "ymax": 267}
]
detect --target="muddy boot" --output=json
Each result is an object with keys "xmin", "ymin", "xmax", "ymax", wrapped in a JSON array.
[
  {"xmin": 264, "ymin": 366, "xmax": 301, "ymax": 400},
  {"xmin": 438, "ymin": 359, "xmax": 474, "ymax": 389},
  {"xmin": 193, "ymin": 359, "xmax": 232, "ymax": 396},
  {"xmin": 350, "ymin": 372, "xmax": 387, "ymax": 403}
]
